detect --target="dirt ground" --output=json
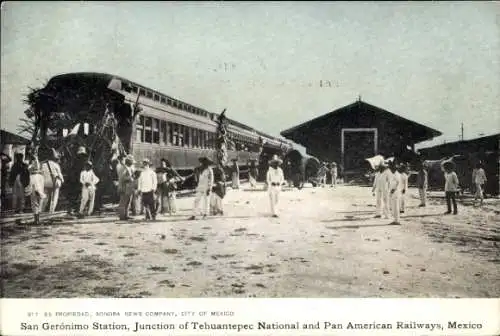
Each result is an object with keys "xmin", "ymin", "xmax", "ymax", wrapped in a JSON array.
[{"xmin": 2, "ymin": 184, "xmax": 499, "ymax": 298}]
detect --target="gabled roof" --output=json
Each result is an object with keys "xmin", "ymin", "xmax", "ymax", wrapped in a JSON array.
[
  {"xmin": 0, "ymin": 129, "xmax": 30, "ymax": 145},
  {"xmin": 280, "ymin": 100, "xmax": 442, "ymax": 144}
]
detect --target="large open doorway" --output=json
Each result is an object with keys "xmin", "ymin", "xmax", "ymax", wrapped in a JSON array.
[{"xmin": 341, "ymin": 128, "xmax": 377, "ymax": 180}]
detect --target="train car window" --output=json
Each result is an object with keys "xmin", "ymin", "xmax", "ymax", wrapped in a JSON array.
[
  {"xmin": 160, "ymin": 97, "xmax": 166, "ymax": 104},
  {"xmin": 131, "ymin": 86, "xmax": 138, "ymax": 93},
  {"xmin": 136, "ymin": 116, "xmax": 145, "ymax": 142},
  {"xmin": 167, "ymin": 99, "xmax": 172, "ymax": 106},
  {"xmin": 184, "ymin": 127, "xmax": 190, "ymax": 147},
  {"xmin": 145, "ymin": 117, "xmax": 153, "ymax": 143},
  {"xmin": 153, "ymin": 119, "xmax": 160, "ymax": 144},
  {"xmin": 161, "ymin": 121, "xmax": 167, "ymax": 144},
  {"xmin": 154, "ymin": 94, "xmax": 160, "ymax": 101},
  {"xmin": 147, "ymin": 91, "xmax": 153, "ymax": 99},
  {"xmin": 121, "ymin": 82, "xmax": 132, "ymax": 93},
  {"xmin": 178, "ymin": 125, "xmax": 184, "ymax": 147},
  {"xmin": 139, "ymin": 88, "xmax": 146, "ymax": 96},
  {"xmin": 172, "ymin": 123, "xmax": 178, "ymax": 146}
]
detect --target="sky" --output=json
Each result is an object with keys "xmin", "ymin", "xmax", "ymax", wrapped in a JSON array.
[{"xmin": 1, "ymin": 1, "xmax": 499, "ymax": 151}]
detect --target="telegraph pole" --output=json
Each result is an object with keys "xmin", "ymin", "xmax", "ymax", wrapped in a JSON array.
[{"xmin": 461, "ymin": 123, "xmax": 464, "ymax": 141}]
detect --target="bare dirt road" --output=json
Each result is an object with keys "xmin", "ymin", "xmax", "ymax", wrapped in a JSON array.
[{"xmin": 2, "ymin": 184, "xmax": 499, "ymax": 298}]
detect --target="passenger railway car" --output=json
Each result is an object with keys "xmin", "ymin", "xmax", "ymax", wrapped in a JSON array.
[{"xmin": 32, "ymin": 73, "xmax": 292, "ymax": 177}]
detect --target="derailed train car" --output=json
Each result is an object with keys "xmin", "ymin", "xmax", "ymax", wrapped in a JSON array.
[{"xmin": 26, "ymin": 72, "xmax": 292, "ymax": 189}]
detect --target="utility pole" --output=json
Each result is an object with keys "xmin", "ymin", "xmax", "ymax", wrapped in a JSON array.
[{"xmin": 461, "ymin": 123, "xmax": 464, "ymax": 141}]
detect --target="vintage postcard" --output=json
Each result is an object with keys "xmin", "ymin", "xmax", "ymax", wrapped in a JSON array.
[{"xmin": 1, "ymin": 1, "xmax": 499, "ymax": 335}]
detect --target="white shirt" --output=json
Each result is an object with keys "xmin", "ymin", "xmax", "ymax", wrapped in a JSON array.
[
  {"xmin": 444, "ymin": 172, "xmax": 459, "ymax": 192},
  {"xmin": 374, "ymin": 169, "xmax": 391, "ymax": 192},
  {"xmin": 266, "ymin": 167, "xmax": 285, "ymax": 186},
  {"xmin": 474, "ymin": 168, "xmax": 487, "ymax": 185},
  {"xmin": 197, "ymin": 167, "xmax": 214, "ymax": 192},
  {"xmin": 388, "ymin": 171, "xmax": 401, "ymax": 193},
  {"xmin": 330, "ymin": 167, "xmax": 338, "ymax": 176},
  {"xmin": 138, "ymin": 167, "xmax": 157, "ymax": 193},
  {"xmin": 80, "ymin": 169, "xmax": 100, "ymax": 190},
  {"xmin": 41, "ymin": 160, "xmax": 64, "ymax": 188}
]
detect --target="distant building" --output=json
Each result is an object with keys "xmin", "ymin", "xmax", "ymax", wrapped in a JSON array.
[
  {"xmin": 280, "ymin": 100, "xmax": 441, "ymax": 179},
  {"xmin": 1, "ymin": 129, "xmax": 30, "ymax": 163},
  {"xmin": 418, "ymin": 133, "xmax": 499, "ymax": 196}
]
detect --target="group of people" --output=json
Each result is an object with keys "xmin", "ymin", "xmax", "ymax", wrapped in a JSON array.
[
  {"xmin": 317, "ymin": 161, "xmax": 338, "ymax": 188},
  {"xmin": 371, "ymin": 158, "xmax": 489, "ymax": 225}
]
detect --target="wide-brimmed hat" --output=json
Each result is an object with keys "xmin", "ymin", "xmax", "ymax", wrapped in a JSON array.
[
  {"xmin": 199, "ymin": 156, "xmax": 214, "ymax": 165},
  {"xmin": 269, "ymin": 155, "xmax": 283, "ymax": 164},
  {"xmin": 85, "ymin": 161, "xmax": 93, "ymax": 167},
  {"xmin": 125, "ymin": 154, "xmax": 135, "ymax": 162},
  {"xmin": 442, "ymin": 160, "xmax": 455, "ymax": 169},
  {"xmin": 142, "ymin": 158, "xmax": 151, "ymax": 165},
  {"xmin": 77, "ymin": 146, "xmax": 87, "ymax": 155},
  {"xmin": 331, "ymin": 162, "xmax": 337, "ymax": 166}
]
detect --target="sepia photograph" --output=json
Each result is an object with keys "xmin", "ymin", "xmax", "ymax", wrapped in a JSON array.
[{"xmin": 1, "ymin": 1, "xmax": 499, "ymax": 301}]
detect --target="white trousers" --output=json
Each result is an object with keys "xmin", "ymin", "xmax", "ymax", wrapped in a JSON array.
[
  {"xmin": 382, "ymin": 190, "xmax": 391, "ymax": 218},
  {"xmin": 249, "ymin": 176, "xmax": 257, "ymax": 188},
  {"xmin": 42, "ymin": 187, "xmax": 60, "ymax": 213},
  {"xmin": 268, "ymin": 186, "xmax": 280, "ymax": 216},
  {"xmin": 375, "ymin": 190, "xmax": 386, "ymax": 216},
  {"xmin": 193, "ymin": 190, "xmax": 210, "ymax": 216},
  {"xmin": 80, "ymin": 187, "xmax": 96, "ymax": 215},
  {"xmin": 391, "ymin": 191, "xmax": 401, "ymax": 223},
  {"xmin": 475, "ymin": 182, "xmax": 484, "ymax": 200},
  {"xmin": 331, "ymin": 175, "xmax": 337, "ymax": 187},
  {"xmin": 400, "ymin": 192, "xmax": 406, "ymax": 212}
]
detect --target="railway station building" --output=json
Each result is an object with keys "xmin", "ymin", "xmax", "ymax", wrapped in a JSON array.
[{"xmin": 280, "ymin": 99, "xmax": 442, "ymax": 179}]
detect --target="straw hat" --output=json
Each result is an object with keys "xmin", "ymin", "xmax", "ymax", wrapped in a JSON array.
[
  {"xmin": 199, "ymin": 156, "xmax": 214, "ymax": 165},
  {"xmin": 77, "ymin": 146, "xmax": 87, "ymax": 155},
  {"xmin": 125, "ymin": 154, "xmax": 135, "ymax": 163},
  {"xmin": 269, "ymin": 155, "xmax": 283, "ymax": 165},
  {"xmin": 142, "ymin": 158, "xmax": 151, "ymax": 165}
]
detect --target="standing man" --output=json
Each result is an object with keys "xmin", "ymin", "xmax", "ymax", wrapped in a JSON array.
[
  {"xmin": 28, "ymin": 147, "xmax": 46, "ymax": 225},
  {"xmin": 67, "ymin": 146, "xmax": 88, "ymax": 215},
  {"xmin": 266, "ymin": 155, "xmax": 285, "ymax": 218},
  {"xmin": 118, "ymin": 154, "xmax": 135, "ymax": 220},
  {"xmin": 79, "ymin": 161, "xmax": 100, "ymax": 216},
  {"xmin": 231, "ymin": 159, "xmax": 240, "ymax": 189},
  {"xmin": 399, "ymin": 164, "xmax": 409, "ymax": 214},
  {"xmin": 473, "ymin": 162, "xmax": 487, "ymax": 206},
  {"xmin": 330, "ymin": 162, "xmax": 338, "ymax": 188},
  {"xmin": 9, "ymin": 151, "xmax": 30, "ymax": 213},
  {"xmin": 138, "ymin": 158, "xmax": 158, "ymax": 221},
  {"xmin": 189, "ymin": 157, "xmax": 214, "ymax": 220},
  {"xmin": 443, "ymin": 161, "xmax": 459, "ymax": 215},
  {"xmin": 248, "ymin": 159, "xmax": 259, "ymax": 189},
  {"xmin": 388, "ymin": 162, "xmax": 402, "ymax": 225},
  {"xmin": 41, "ymin": 149, "xmax": 64, "ymax": 213},
  {"xmin": 211, "ymin": 164, "xmax": 226, "ymax": 215},
  {"xmin": 1, "ymin": 152, "xmax": 12, "ymax": 212},
  {"xmin": 372, "ymin": 164, "xmax": 385, "ymax": 218},
  {"xmin": 417, "ymin": 162, "xmax": 428, "ymax": 207}
]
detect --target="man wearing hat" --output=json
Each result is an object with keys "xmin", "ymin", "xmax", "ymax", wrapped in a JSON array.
[
  {"xmin": 230, "ymin": 159, "xmax": 240, "ymax": 189},
  {"xmin": 442, "ymin": 160, "xmax": 459, "ymax": 215},
  {"xmin": 248, "ymin": 159, "xmax": 259, "ymax": 188},
  {"xmin": 388, "ymin": 161, "xmax": 402, "ymax": 225},
  {"xmin": 28, "ymin": 147, "xmax": 46, "ymax": 225},
  {"xmin": 330, "ymin": 162, "xmax": 338, "ymax": 188},
  {"xmin": 79, "ymin": 161, "xmax": 100, "ymax": 216},
  {"xmin": 67, "ymin": 145, "xmax": 88, "ymax": 215},
  {"xmin": 118, "ymin": 154, "xmax": 135, "ymax": 220},
  {"xmin": 9, "ymin": 150, "xmax": 30, "ymax": 213},
  {"xmin": 398, "ymin": 163, "xmax": 409, "ymax": 213},
  {"xmin": 266, "ymin": 155, "xmax": 285, "ymax": 218},
  {"xmin": 372, "ymin": 162, "xmax": 391, "ymax": 219},
  {"xmin": 138, "ymin": 158, "xmax": 158, "ymax": 221},
  {"xmin": 189, "ymin": 156, "xmax": 214, "ymax": 220},
  {"xmin": 41, "ymin": 148, "xmax": 64, "ymax": 214}
]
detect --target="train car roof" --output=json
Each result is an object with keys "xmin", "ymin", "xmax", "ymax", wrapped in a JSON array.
[{"xmin": 45, "ymin": 72, "xmax": 289, "ymax": 144}]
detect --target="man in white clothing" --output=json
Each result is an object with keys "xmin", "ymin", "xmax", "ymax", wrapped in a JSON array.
[
  {"xmin": 398, "ymin": 164, "xmax": 409, "ymax": 213},
  {"xmin": 189, "ymin": 157, "xmax": 214, "ymax": 220},
  {"xmin": 266, "ymin": 155, "xmax": 285, "ymax": 218},
  {"xmin": 41, "ymin": 149, "xmax": 64, "ymax": 213},
  {"xmin": 388, "ymin": 162, "xmax": 402, "ymax": 225},
  {"xmin": 373, "ymin": 163, "xmax": 391, "ymax": 218},
  {"xmin": 473, "ymin": 162, "xmax": 487, "ymax": 206},
  {"xmin": 79, "ymin": 161, "xmax": 100, "ymax": 216},
  {"xmin": 138, "ymin": 158, "xmax": 158, "ymax": 220}
]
